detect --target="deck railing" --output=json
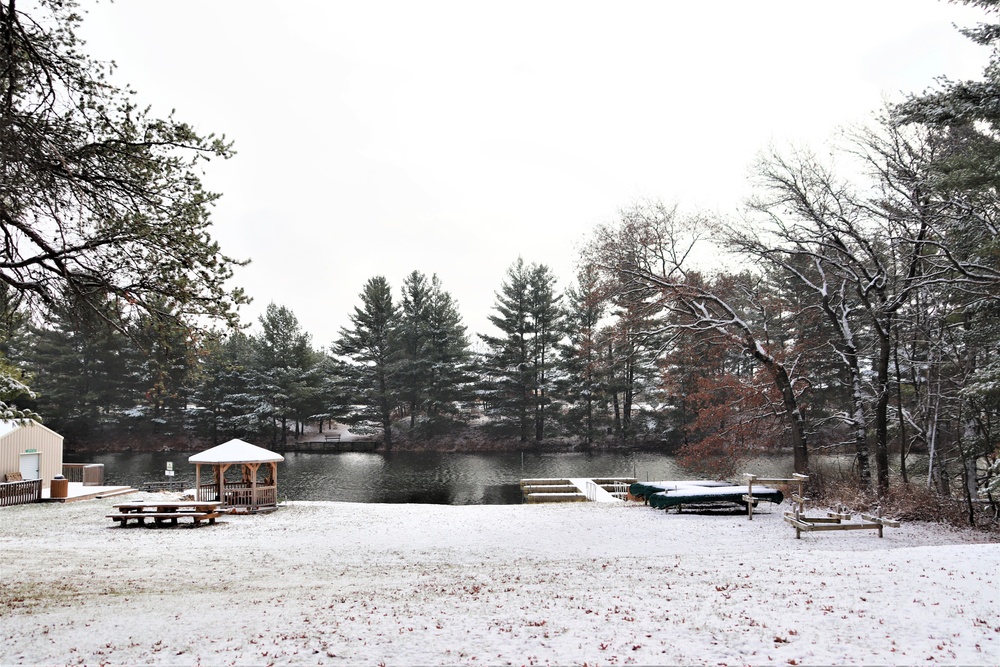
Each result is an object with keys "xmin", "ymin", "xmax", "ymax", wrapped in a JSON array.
[
  {"xmin": 198, "ymin": 481, "xmax": 277, "ymax": 508},
  {"xmin": 0, "ymin": 479, "xmax": 42, "ymax": 507},
  {"xmin": 62, "ymin": 463, "xmax": 105, "ymax": 486}
]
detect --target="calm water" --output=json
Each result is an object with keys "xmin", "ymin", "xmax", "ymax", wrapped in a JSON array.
[{"xmin": 67, "ymin": 449, "xmax": 799, "ymax": 505}]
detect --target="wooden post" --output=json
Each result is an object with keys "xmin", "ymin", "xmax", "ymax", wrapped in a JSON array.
[
  {"xmin": 746, "ymin": 473, "xmax": 810, "ymax": 521},
  {"xmin": 218, "ymin": 463, "xmax": 231, "ymax": 507},
  {"xmin": 272, "ymin": 462, "xmax": 278, "ymax": 503},
  {"xmin": 247, "ymin": 462, "xmax": 260, "ymax": 510},
  {"xmin": 195, "ymin": 463, "xmax": 201, "ymax": 502}
]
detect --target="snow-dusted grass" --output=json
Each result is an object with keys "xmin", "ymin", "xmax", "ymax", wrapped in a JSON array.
[{"xmin": 1, "ymin": 496, "xmax": 997, "ymax": 665}]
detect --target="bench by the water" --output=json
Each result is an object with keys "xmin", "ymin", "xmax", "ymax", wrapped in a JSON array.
[
  {"xmin": 275, "ymin": 437, "xmax": 378, "ymax": 453},
  {"xmin": 107, "ymin": 500, "xmax": 222, "ymax": 527},
  {"xmin": 140, "ymin": 480, "xmax": 185, "ymax": 493}
]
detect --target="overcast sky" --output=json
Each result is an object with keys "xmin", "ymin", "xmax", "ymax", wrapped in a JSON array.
[{"xmin": 76, "ymin": 0, "xmax": 988, "ymax": 346}]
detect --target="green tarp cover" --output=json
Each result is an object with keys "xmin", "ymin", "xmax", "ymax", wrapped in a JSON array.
[{"xmin": 648, "ymin": 484, "xmax": 784, "ymax": 509}]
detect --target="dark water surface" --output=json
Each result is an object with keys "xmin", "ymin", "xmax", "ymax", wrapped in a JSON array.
[{"xmin": 67, "ymin": 449, "xmax": 798, "ymax": 505}]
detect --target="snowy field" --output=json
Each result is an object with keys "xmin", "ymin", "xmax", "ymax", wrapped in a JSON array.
[{"xmin": 0, "ymin": 495, "xmax": 997, "ymax": 666}]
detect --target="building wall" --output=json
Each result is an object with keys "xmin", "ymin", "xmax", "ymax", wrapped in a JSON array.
[{"xmin": 0, "ymin": 423, "xmax": 64, "ymax": 490}]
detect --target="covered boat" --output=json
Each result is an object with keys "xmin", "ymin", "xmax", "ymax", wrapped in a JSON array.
[
  {"xmin": 649, "ymin": 484, "xmax": 783, "ymax": 510},
  {"xmin": 630, "ymin": 479, "xmax": 783, "ymax": 511},
  {"xmin": 629, "ymin": 479, "xmax": 731, "ymax": 501}
]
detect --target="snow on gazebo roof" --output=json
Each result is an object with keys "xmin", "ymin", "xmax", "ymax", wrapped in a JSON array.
[{"xmin": 188, "ymin": 439, "xmax": 284, "ymax": 464}]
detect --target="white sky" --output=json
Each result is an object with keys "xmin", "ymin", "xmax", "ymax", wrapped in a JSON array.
[{"xmin": 75, "ymin": 0, "xmax": 989, "ymax": 346}]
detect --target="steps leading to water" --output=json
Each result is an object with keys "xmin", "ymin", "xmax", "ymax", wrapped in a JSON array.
[{"xmin": 520, "ymin": 477, "xmax": 637, "ymax": 504}]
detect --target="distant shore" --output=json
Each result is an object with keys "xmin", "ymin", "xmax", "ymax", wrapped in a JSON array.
[
  {"xmin": 63, "ymin": 428, "xmax": 672, "ymax": 456},
  {"xmin": 1, "ymin": 495, "xmax": 996, "ymax": 665}
]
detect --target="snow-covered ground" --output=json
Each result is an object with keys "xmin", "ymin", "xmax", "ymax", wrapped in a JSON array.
[{"xmin": 1, "ymin": 495, "xmax": 997, "ymax": 665}]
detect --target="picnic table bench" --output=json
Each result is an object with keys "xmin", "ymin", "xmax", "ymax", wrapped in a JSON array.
[{"xmin": 107, "ymin": 500, "xmax": 223, "ymax": 527}]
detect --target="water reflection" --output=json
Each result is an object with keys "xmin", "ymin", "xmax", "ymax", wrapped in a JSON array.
[{"xmin": 67, "ymin": 449, "xmax": 798, "ymax": 505}]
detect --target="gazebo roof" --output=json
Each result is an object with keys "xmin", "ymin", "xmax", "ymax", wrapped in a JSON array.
[{"xmin": 188, "ymin": 439, "xmax": 284, "ymax": 464}]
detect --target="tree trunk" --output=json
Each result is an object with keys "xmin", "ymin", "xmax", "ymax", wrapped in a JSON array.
[
  {"xmin": 844, "ymin": 350, "xmax": 871, "ymax": 488},
  {"xmin": 585, "ymin": 396, "xmax": 593, "ymax": 445},
  {"xmin": 744, "ymin": 333, "xmax": 809, "ymax": 475},
  {"xmin": 612, "ymin": 390, "xmax": 621, "ymax": 437},
  {"xmin": 893, "ymin": 339, "xmax": 909, "ymax": 485},
  {"xmin": 771, "ymin": 362, "xmax": 809, "ymax": 475},
  {"xmin": 873, "ymin": 327, "xmax": 892, "ymax": 497},
  {"xmin": 622, "ymin": 359, "xmax": 634, "ymax": 441},
  {"xmin": 535, "ymin": 386, "xmax": 545, "ymax": 441},
  {"xmin": 381, "ymin": 402, "xmax": 393, "ymax": 451}
]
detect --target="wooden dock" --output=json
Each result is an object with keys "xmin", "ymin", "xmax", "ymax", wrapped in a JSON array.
[
  {"xmin": 275, "ymin": 438, "xmax": 378, "ymax": 453},
  {"xmin": 520, "ymin": 477, "xmax": 636, "ymax": 503}
]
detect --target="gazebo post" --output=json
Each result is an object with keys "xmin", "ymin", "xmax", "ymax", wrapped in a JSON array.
[
  {"xmin": 195, "ymin": 463, "xmax": 201, "ymax": 501},
  {"xmin": 217, "ymin": 463, "xmax": 232, "ymax": 507},
  {"xmin": 246, "ymin": 462, "xmax": 260, "ymax": 510}
]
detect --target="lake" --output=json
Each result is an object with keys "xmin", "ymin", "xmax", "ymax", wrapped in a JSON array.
[{"xmin": 67, "ymin": 449, "xmax": 801, "ymax": 504}]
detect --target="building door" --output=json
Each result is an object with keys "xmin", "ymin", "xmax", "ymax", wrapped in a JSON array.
[{"xmin": 19, "ymin": 452, "xmax": 40, "ymax": 480}]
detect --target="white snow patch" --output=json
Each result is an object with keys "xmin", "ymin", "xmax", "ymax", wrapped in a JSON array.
[{"xmin": 0, "ymin": 497, "xmax": 997, "ymax": 665}]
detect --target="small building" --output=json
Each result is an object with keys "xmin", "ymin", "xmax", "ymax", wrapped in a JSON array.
[
  {"xmin": 189, "ymin": 439, "xmax": 284, "ymax": 512},
  {"xmin": 0, "ymin": 420, "xmax": 63, "ymax": 489}
]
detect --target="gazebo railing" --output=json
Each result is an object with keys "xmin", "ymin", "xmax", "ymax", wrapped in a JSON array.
[
  {"xmin": 198, "ymin": 481, "xmax": 276, "ymax": 507},
  {"xmin": 197, "ymin": 482, "xmax": 218, "ymax": 502}
]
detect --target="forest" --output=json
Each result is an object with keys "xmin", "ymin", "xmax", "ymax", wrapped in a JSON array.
[{"xmin": 1, "ymin": 1, "xmax": 998, "ymax": 523}]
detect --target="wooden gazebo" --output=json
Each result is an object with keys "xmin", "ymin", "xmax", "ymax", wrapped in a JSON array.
[{"xmin": 189, "ymin": 439, "xmax": 284, "ymax": 511}]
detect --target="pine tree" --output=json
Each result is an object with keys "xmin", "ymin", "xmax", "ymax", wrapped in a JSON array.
[
  {"xmin": 480, "ymin": 259, "xmax": 533, "ymax": 441},
  {"xmin": 130, "ymin": 299, "xmax": 197, "ymax": 432},
  {"xmin": 528, "ymin": 263, "xmax": 563, "ymax": 440},
  {"xmin": 556, "ymin": 265, "xmax": 609, "ymax": 444},
  {"xmin": 396, "ymin": 271, "xmax": 435, "ymax": 430},
  {"xmin": 252, "ymin": 303, "xmax": 318, "ymax": 445},
  {"xmin": 336, "ymin": 277, "xmax": 399, "ymax": 448},
  {"xmin": 187, "ymin": 331, "xmax": 253, "ymax": 444},
  {"xmin": 27, "ymin": 301, "xmax": 141, "ymax": 441},
  {"xmin": 479, "ymin": 258, "xmax": 562, "ymax": 442},
  {"xmin": 423, "ymin": 275, "xmax": 473, "ymax": 430}
]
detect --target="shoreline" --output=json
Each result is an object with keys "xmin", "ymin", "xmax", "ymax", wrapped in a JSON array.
[{"xmin": 1, "ymin": 497, "xmax": 997, "ymax": 665}]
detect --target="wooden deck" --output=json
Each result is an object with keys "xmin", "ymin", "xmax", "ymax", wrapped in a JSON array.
[
  {"xmin": 42, "ymin": 482, "xmax": 136, "ymax": 503},
  {"xmin": 520, "ymin": 477, "xmax": 636, "ymax": 503}
]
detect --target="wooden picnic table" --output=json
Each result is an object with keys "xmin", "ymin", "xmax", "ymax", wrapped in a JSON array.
[{"xmin": 107, "ymin": 500, "xmax": 223, "ymax": 527}]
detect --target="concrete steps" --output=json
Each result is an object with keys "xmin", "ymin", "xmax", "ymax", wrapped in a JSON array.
[{"xmin": 521, "ymin": 478, "xmax": 585, "ymax": 503}]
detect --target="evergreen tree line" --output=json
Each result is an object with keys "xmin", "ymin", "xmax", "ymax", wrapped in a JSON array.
[
  {"xmin": 4, "ymin": 127, "xmax": 999, "ymax": 509},
  {"xmin": 3, "ymin": 262, "xmax": 660, "ymax": 451},
  {"xmin": 4, "ymin": 114, "xmax": 1000, "ymax": 508}
]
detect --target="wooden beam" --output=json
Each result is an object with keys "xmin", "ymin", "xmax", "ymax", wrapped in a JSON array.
[{"xmin": 861, "ymin": 513, "xmax": 901, "ymax": 527}]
